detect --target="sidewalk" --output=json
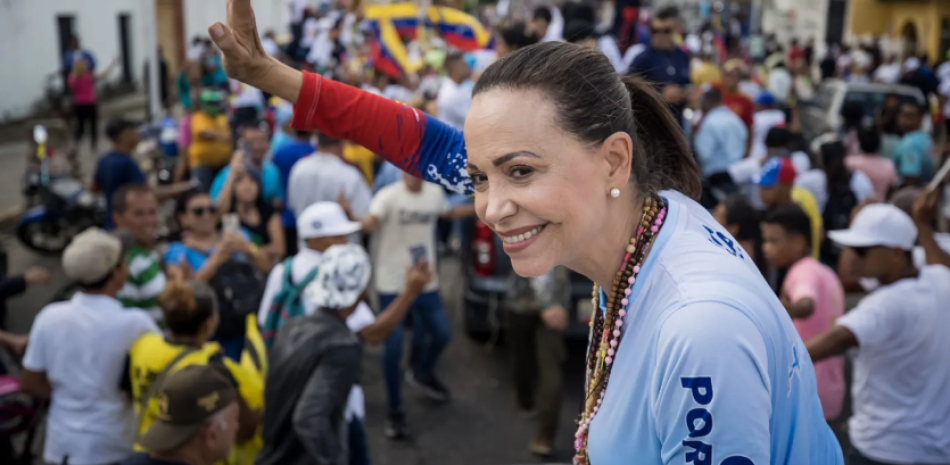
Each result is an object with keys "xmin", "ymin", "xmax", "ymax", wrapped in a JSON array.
[{"xmin": 0, "ymin": 93, "xmax": 148, "ymax": 229}]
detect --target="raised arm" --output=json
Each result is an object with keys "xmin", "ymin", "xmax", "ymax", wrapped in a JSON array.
[{"xmin": 209, "ymin": 0, "xmax": 472, "ymax": 194}]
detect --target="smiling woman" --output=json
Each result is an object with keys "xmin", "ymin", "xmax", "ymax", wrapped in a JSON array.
[{"xmin": 210, "ymin": 1, "xmax": 845, "ymax": 463}]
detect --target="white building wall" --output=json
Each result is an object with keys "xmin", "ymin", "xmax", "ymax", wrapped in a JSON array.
[
  {"xmin": 0, "ymin": 0, "xmax": 152, "ymax": 122},
  {"xmin": 762, "ymin": 0, "xmax": 830, "ymax": 56},
  {"xmin": 183, "ymin": 0, "xmax": 290, "ymax": 45}
]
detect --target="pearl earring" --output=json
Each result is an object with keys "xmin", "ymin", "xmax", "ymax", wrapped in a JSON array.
[{"xmin": 609, "ymin": 188, "xmax": 621, "ymax": 198}]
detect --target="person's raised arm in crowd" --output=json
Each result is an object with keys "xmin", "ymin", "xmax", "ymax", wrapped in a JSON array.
[
  {"xmin": 357, "ymin": 261, "xmax": 433, "ymax": 344},
  {"xmin": 912, "ymin": 188, "xmax": 950, "ymax": 268},
  {"xmin": 208, "ymin": 0, "xmax": 471, "ymax": 195}
]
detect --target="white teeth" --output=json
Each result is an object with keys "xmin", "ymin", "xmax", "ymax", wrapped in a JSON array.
[{"xmin": 502, "ymin": 225, "xmax": 545, "ymax": 244}]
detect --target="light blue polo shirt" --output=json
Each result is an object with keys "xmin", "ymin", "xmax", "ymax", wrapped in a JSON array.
[{"xmin": 585, "ymin": 191, "xmax": 843, "ymax": 465}]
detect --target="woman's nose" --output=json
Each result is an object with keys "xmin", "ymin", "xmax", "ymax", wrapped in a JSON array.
[{"xmin": 481, "ymin": 185, "xmax": 518, "ymax": 226}]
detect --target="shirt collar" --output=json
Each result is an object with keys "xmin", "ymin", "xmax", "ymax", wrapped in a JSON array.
[{"xmin": 71, "ymin": 292, "xmax": 124, "ymax": 311}]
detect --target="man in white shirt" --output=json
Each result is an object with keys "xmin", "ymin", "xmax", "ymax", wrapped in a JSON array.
[
  {"xmin": 258, "ymin": 202, "xmax": 432, "ymax": 462},
  {"xmin": 287, "ymin": 133, "xmax": 371, "ymax": 246},
  {"xmin": 346, "ymin": 172, "xmax": 474, "ymax": 440},
  {"xmin": 21, "ymin": 228, "xmax": 159, "ymax": 465},
  {"xmin": 807, "ymin": 204, "xmax": 950, "ymax": 465},
  {"xmin": 436, "ymin": 53, "xmax": 473, "ymax": 131}
]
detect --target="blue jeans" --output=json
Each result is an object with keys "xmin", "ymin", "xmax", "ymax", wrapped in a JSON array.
[
  {"xmin": 348, "ymin": 417, "xmax": 371, "ymax": 465},
  {"xmin": 380, "ymin": 291, "xmax": 451, "ymax": 413}
]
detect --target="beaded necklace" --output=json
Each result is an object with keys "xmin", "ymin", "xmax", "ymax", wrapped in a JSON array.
[{"xmin": 573, "ymin": 195, "xmax": 667, "ymax": 465}]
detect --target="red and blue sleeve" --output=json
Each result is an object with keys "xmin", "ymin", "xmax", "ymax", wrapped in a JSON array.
[{"xmin": 291, "ymin": 72, "xmax": 472, "ymax": 195}]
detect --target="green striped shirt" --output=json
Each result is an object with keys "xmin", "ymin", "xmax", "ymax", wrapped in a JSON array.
[{"xmin": 118, "ymin": 245, "xmax": 166, "ymax": 323}]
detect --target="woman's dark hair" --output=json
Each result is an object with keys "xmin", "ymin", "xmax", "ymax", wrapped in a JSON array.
[
  {"xmin": 175, "ymin": 189, "xmax": 210, "ymax": 219},
  {"xmin": 158, "ymin": 280, "xmax": 218, "ymax": 336},
  {"xmin": 764, "ymin": 203, "xmax": 813, "ymax": 249},
  {"xmin": 231, "ymin": 170, "xmax": 272, "ymax": 217},
  {"xmin": 532, "ymin": 6, "xmax": 552, "ymax": 23},
  {"xmin": 820, "ymin": 140, "xmax": 850, "ymax": 190},
  {"xmin": 857, "ymin": 127, "xmax": 880, "ymax": 154},
  {"xmin": 473, "ymin": 42, "xmax": 702, "ymax": 199},
  {"xmin": 498, "ymin": 22, "xmax": 539, "ymax": 51}
]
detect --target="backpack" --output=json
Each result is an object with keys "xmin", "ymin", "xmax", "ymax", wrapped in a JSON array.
[
  {"xmin": 209, "ymin": 258, "xmax": 265, "ymax": 342},
  {"xmin": 261, "ymin": 257, "xmax": 319, "ymax": 350}
]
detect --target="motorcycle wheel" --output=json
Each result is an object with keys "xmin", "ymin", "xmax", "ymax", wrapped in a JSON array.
[{"xmin": 16, "ymin": 219, "xmax": 74, "ymax": 255}]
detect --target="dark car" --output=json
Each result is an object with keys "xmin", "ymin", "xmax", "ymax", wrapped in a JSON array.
[{"xmin": 459, "ymin": 217, "xmax": 595, "ymax": 340}]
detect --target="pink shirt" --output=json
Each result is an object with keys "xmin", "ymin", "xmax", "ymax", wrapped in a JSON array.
[
  {"xmin": 67, "ymin": 72, "xmax": 97, "ymax": 105},
  {"xmin": 783, "ymin": 257, "xmax": 846, "ymax": 420},
  {"xmin": 177, "ymin": 115, "xmax": 192, "ymax": 150},
  {"xmin": 845, "ymin": 154, "xmax": 897, "ymax": 201}
]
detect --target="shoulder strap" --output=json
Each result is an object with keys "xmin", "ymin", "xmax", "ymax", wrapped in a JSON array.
[
  {"xmin": 134, "ymin": 347, "xmax": 198, "ymax": 442},
  {"xmin": 296, "ymin": 266, "xmax": 320, "ymax": 289},
  {"xmin": 281, "ymin": 257, "xmax": 295, "ymax": 286}
]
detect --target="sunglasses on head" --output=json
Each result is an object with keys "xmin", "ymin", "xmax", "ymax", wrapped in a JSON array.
[
  {"xmin": 191, "ymin": 205, "xmax": 218, "ymax": 216},
  {"xmin": 651, "ymin": 27, "xmax": 673, "ymax": 35}
]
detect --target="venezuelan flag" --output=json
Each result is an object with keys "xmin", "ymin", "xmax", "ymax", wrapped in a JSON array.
[
  {"xmin": 364, "ymin": 3, "xmax": 424, "ymax": 39},
  {"xmin": 426, "ymin": 6, "xmax": 493, "ymax": 51},
  {"xmin": 366, "ymin": 19, "xmax": 418, "ymax": 78}
]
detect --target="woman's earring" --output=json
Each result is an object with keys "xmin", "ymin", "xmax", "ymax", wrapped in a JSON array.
[{"xmin": 609, "ymin": 188, "xmax": 621, "ymax": 198}]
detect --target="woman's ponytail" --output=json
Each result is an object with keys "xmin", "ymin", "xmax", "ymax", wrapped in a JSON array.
[{"xmin": 622, "ymin": 75, "xmax": 703, "ymax": 200}]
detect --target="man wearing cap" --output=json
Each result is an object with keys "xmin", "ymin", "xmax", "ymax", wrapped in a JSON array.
[
  {"xmin": 758, "ymin": 156, "xmax": 823, "ymax": 259},
  {"xmin": 121, "ymin": 364, "xmax": 241, "ymax": 465},
  {"xmin": 258, "ymin": 202, "xmax": 431, "ymax": 460},
  {"xmin": 20, "ymin": 228, "xmax": 160, "ymax": 465},
  {"xmin": 257, "ymin": 244, "xmax": 370, "ymax": 465},
  {"xmin": 807, "ymin": 204, "xmax": 950, "ymax": 465}
]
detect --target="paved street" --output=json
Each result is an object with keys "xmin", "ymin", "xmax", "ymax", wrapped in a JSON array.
[{"xmin": 0, "ymin": 94, "xmax": 148, "ymax": 219}]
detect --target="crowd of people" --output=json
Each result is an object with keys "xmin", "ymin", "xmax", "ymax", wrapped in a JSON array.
[{"xmin": 2, "ymin": 1, "xmax": 950, "ymax": 465}]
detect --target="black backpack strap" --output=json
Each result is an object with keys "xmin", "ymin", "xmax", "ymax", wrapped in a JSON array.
[{"xmin": 134, "ymin": 347, "xmax": 197, "ymax": 443}]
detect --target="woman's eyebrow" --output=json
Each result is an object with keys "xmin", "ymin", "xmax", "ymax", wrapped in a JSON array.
[{"xmin": 492, "ymin": 151, "xmax": 540, "ymax": 167}]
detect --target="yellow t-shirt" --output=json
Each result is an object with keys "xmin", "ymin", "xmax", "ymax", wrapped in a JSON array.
[
  {"xmin": 344, "ymin": 143, "xmax": 376, "ymax": 186},
  {"xmin": 129, "ymin": 328, "xmax": 264, "ymax": 465},
  {"xmin": 691, "ymin": 62, "xmax": 722, "ymax": 88},
  {"xmin": 189, "ymin": 112, "xmax": 233, "ymax": 169},
  {"xmin": 791, "ymin": 186, "xmax": 824, "ymax": 259}
]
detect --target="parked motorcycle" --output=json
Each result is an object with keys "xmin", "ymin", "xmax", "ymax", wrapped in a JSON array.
[{"xmin": 17, "ymin": 125, "xmax": 103, "ymax": 255}]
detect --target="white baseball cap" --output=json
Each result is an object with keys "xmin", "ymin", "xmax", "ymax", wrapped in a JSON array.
[
  {"xmin": 296, "ymin": 202, "xmax": 362, "ymax": 240},
  {"xmin": 827, "ymin": 204, "xmax": 918, "ymax": 251}
]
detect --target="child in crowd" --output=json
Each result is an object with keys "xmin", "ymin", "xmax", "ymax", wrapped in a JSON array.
[{"xmin": 761, "ymin": 204, "xmax": 845, "ymax": 421}]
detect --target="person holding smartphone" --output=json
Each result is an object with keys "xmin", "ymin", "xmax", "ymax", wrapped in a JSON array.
[{"xmin": 341, "ymin": 171, "xmax": 474, "ymax": 440}]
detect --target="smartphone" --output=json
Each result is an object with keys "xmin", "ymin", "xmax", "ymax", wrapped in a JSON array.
[
  {"xmin": 409, "ymin": 244, "xmax": 428, "ymax": 267},
  {"xmin": 222, "ymin": 213, "xmax": 240, "ymax": 235},
  {"xmin": 927, "ymin": 156, "xmax": 950, "ymax": 192}
]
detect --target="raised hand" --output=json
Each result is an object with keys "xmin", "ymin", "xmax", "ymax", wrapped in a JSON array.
[{"xmin": 209, "ymin": 0, "xmax": 271, "ymax": 86}]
